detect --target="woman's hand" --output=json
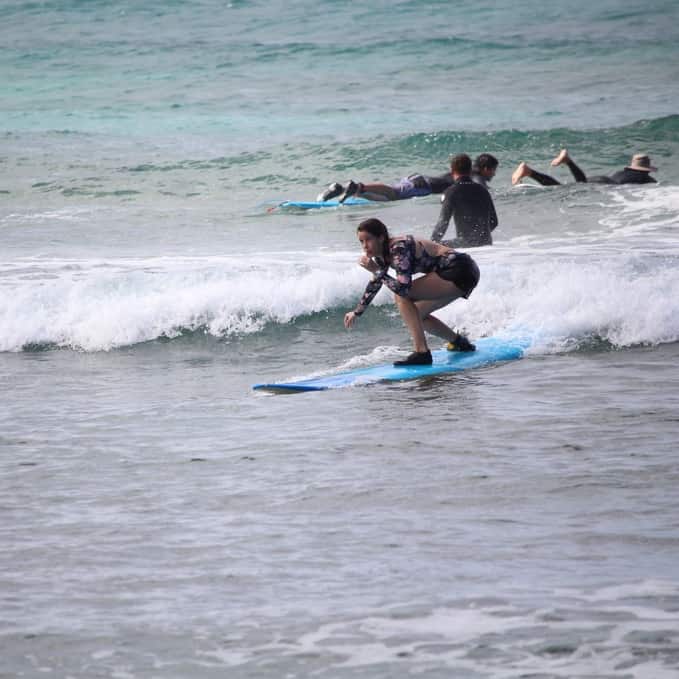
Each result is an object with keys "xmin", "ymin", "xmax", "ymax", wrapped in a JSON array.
[
  {"xmin": 344, "ymin": 311, "xmax": 358, "ymax": 329},
  {"xmin": 359, "ymin": 255, "xmax": 380, "ymax": 273}
]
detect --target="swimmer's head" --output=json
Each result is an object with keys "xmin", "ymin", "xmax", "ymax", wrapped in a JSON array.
[
  {"xmin": 473, "ymin": 153, "xmax": 499, "ymax": 180},
  {"xmin": 449, "ymin": 153, "xmax": 472, "ymax": 176},
  {"xmin": 627, "ymin": 154, "xmax": 657, "ymax": 172}
]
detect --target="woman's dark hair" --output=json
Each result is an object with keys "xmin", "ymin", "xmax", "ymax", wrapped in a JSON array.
[{"xmin": 357, "ymin": 218, "xmax": 390, "ymax": 263}]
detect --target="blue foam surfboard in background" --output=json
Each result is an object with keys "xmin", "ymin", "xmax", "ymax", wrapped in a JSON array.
[
  {"xmin": 253, "ymin": 336, "xmax": 529, "ymax": 393},
  {"xmin": 270, "ymin": 197, "xmax": 373, "ymax": 210}
]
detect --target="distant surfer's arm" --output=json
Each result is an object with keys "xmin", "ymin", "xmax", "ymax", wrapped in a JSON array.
[
  {"xmin": 431, "ymin": 189, "xmax": 454, "ymax": 242},
  {"xmin": 488, "ymin": 195, "xmax": 499, "ymax": 232}
]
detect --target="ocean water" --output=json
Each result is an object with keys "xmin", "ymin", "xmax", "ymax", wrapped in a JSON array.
[{"xmin": 2, "ymin": 1, "xmax": 679, "ymax": 677}]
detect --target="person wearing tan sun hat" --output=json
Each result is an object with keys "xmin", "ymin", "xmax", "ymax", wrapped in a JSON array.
[
  {"xmin": 511, "ymin": 150, "xmax": 658, "ymax": 186},
  {"xmin": 626, "ymin": 154, "xmax": 658, "ymax": 174}
]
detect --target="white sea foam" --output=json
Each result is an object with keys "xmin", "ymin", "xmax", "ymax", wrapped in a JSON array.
[
  {"xmin": 197, "ymin": 580, "xmax": 679, "ymax": 677},
  {"xmin": 2, "ymin": 235, "xmax": 679, "ymax": 353},
  {"xmin": 0, "ymin": 254, "xmax": 364, "ymax": 352}
]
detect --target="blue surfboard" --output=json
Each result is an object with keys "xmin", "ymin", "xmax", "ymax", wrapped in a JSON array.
[
  {"xmin": 269, "ymin": 197, "xmax": 373, "ymax": 211},
  {"xmin": 253, "ymin": 336, "xmax": 529, "ymax": 393}
]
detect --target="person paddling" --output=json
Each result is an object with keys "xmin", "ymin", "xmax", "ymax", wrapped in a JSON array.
[{"xmin": 512, "ymin": 150, "xmax": 658, "ymax": 186}]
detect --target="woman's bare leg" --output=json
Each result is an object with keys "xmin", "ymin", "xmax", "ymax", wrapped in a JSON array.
[
  {"xmin": 394, "ymin": 295, "xmax": 428, "ymax": 352},
  {"xmin": 421, "ymin": 308, "xmax": 459, "ymax": 342},
  {"xmin": 395, "ymin": 274, "xmax": 464, "ymax": 349}
]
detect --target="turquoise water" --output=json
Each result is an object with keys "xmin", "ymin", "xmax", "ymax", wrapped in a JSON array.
[{"xmin": 2, "ymin": 1, "xmax": 679, "ymax": 677}]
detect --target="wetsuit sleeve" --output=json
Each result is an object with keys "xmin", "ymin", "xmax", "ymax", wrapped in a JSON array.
[
  {"xmin": 489, "ymin": 194, "xmax": 498, "ymax": 232},
  {"xmin": 431, "ymin": 187, "xmax": 455, "ymax": 242},
  {"xmin": 427, "ymin": 173, "xmax": 454, "ymax": 194}
]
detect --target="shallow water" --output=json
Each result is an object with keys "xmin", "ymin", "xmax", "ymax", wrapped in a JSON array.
[{"xmin": 2, "ymin": 1, "xmax": 679, "ymax": 677}]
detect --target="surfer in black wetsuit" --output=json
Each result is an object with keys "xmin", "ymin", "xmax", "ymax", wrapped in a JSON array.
[
  {"xmin": 511, "ymin": 150, "xmax": 658, "ymax": 186},
  {"xmin": 431, "ymin": 153, "xmax": 499, "ymax": 248}
]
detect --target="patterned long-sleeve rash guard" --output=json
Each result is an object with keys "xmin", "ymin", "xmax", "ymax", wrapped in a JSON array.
[{"xmin": 353, "ymin": 236, "xmax": 438, "ymax": 316}]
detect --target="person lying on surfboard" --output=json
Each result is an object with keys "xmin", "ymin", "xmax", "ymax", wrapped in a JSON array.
[
  {"xmin": 344, "ymin": 218, "xmax": 478, "ymax": 366},
  {"xmin": 318, "ymin": 154, "xmax": 498, "ymax": 203},
  {"xmin": 318, "ymin": 173, "xmax": 453, "ymax": 204},
  {"xmin": 511, "ymin": 150, "xmax": 658, "ymax": 186}
]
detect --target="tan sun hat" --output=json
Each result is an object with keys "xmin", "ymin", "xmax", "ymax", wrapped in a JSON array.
[{"xmin": 627, "ymin": 154, "xmax": 657, "ymax": 172}]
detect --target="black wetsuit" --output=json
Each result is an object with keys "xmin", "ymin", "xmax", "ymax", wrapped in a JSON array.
[
  {"xmin": 602, "ymin": 168, "xmax": 657, "ymax": 184},
  {"xmin": 530, "ymin": 160, "xmax": 657, "ymax": 186},
  {"xmin": 471, "ymin": 171, "xmax": 490, "ymax": 188},
  {"xmin": 425, "ymin": 172, "xmax": 456, "ymax": 193},
  {"xmin": 431, "ymin": 176, "xmax": 498, "ymax": 248}
]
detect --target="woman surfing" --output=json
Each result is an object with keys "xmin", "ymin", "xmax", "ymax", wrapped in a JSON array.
[{"xmin": 344, "ymin": 218, "xmax": 479, "ymax": 366}]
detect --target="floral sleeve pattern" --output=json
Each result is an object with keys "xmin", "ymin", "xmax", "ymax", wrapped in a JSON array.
[
  {"xmin": 353, "ymin": 275, "xmax": 384, "ymax": 315},
  {"xmin": 380, "ymin": 238, "xmax": 414, "ymax": 297},
  {"xmin": 353, "ymin": 238, "xmax": 415, "ymax": 315}
]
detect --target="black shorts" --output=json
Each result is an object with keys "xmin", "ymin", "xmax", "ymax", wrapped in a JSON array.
[{"xmin": 435, "ymin": 252, "xmax": 480, "ymax": 298}]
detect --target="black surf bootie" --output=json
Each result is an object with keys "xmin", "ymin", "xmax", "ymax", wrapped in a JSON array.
[
  {"xmin": 338, "ymin": 180, "xmax": 363, "ymax": 204},
  {"xmin": 446, "ymin": 333, "xmax": 476, "ymax": 352},
  {"xmin": 317, "ymin": 182, "xmax": 344, "ymax": 202},
  {"xmin": 393, "ymin": 350, "xmax": 432, "ymax": 367}
]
